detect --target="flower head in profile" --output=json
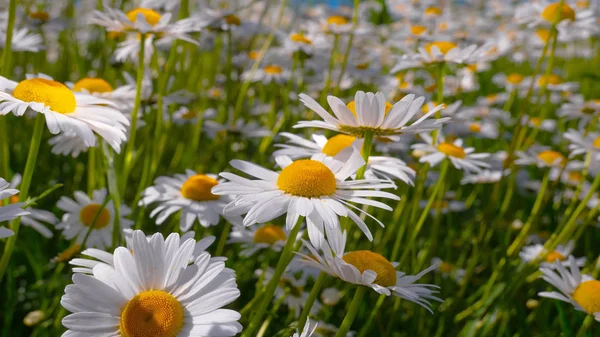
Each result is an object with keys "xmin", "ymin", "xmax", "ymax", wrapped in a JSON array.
[
  {"xmin": 391, "ymin": 41, "xmax": 495, "ymax": 72},
  {"xmin": 296, "ymin": 91, "xmax": 449, "ymax": 138},
  {"xmin": 515, "ymin": 146, "xmax": 567, "ymax": 169},
  {"xmin": 229, "ymin": 223, "xmax": 300, "ymax": 257},
  {"xmin": 564, "ymin": 129, "xmax": 600, "ymax": 160},
  {"xmin": 61, "ymin": 230, "xmax": 242, "ymax": 336},
  {"xmin": 411, "ymin": 133, "xmax": 490, "ymax": 173},
  {"xmin": 520, "ymin": 241, "xmax": 586, "ymax": 268}
]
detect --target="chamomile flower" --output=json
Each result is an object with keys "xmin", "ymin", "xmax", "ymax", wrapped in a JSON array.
[
  {"xmin": 0, "ymin": 74, "xmax": 129, "ymax": 152},
  {"xmin": 47, "ymin": 131, "xmax": 91, "ymax": 158},
  {"xmin": 296, "ymin": 91, "xmax": 449, "ymax": 138},
  {"xmin": 431, "ymin": 257, "xmax": 466, "ymax": 283},
  {"xmin": 515, "ymin": 146, "xmax": 567, "ymax": 168},
  {"xmin": 139, "ymin": 170, "xmax": 241, "ymax": 231},
  {"xmin": 243, "ymin": 64, "xmax": 291, "ymax": 85},
  {"xmin": 273, "ymin": 132, "xmax": 415, "ymax": 185},
  {"xmin": 538, "ymin": 256, "xmax": 600, "ymax": 322},
  {"xmin": 0, "ymin": 178, "xmax": 29, "ymax": 238},
  {"xmin": 520, "ymin": 241, "xmax": 586, "ymax": 268},
  {"xmin": 421, "ymin": 198, "xmax": 466, "ymax": 215},
  {"xmin": 204, "ymin": 117, "xmax": 270, "ymax": 139},
  {"xmin": 293, "ymin": 319, "xmax": 318, "ymax": 337},
  {"xmin": 229, "ymin": 223, "xmax": 299, "ymax": 257},
  {"xmin": 411, "ymin": 133, "xmax": 490, "ymax": 173},
  {"xmin": 461, "ymin": 170, "xmax": 503, "ymax": 185},
  {"xmin": 0, "ymin": 27, "xmax": 43, "ymax": 52},
  {"xmin": 564, "ymin": 129, "xmax": 600, "ymax": 160},
  {"xmin": 70, "ymin": 77, "xmax": 136, "ymax": 108},
  {"xmin": 515, "ymin": 1, "xmax": 597, "ymax": 31},
  {"xmin": 558, "ymin": 99, "xmax": 600, "ymax": 126},
  {"xmin": 212, "ymin": 150, "xmax": 399, "ymax": 247},
  {"xmin": 298, "ymin": 229, "xmax": 442, "ymax": 312},
  {"xmin": 56, "ymin": 189, "xmax": 133, "ymax": 249},
  {"xmin": 61, "ymin": 230, "xmax": 243, "ymax": 336},
  {"xmin": 391, "ymin": 41, "xmax": 494, "ymax": 72},
  {"xmin": 6, "ymin": 174, "xmax": 57, "ymax": 238}
]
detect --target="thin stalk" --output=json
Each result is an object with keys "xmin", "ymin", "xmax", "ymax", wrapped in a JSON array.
[
  {"xmin": 214, "ymin": 221, "xmax": 232, "ymax": 256},
  {"xmin": 333, "ymin": 0, "xmax": 360, "ymax": 94},
  {"xmin": 357, "ymin": 294, "xmax": 386, "ymax": 337},
  {"xmin": 103, "ymin": 142, "xmax": 123, "ymax": 249},
  {"xmin": 297, "ymin": 272, "xmax": 326, "ymax": 332},
  {"xmin": 0, "ymin": 115, "xmax": 45, "ymax": 282},
  {"xmin": 0, "ymin": 0, "xmax": 18, "ymax": 178},
  {"xmin": 87, "ymin": 147, "xmax": 96, "ymax": 195},
  {"xmin": 334, "ymin": 286, "xmax": 367, "ymax": 337},
  {"xmin": 318, "ymin": 34, "xmax": 340, "ymax": 106},
  {"xmin": 355, "ymin": 130, "xmax": 373, "ymax": 180}
]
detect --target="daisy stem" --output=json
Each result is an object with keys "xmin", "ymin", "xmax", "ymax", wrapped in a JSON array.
[
  {"xmin": 575, "ymin": 316, "xmax": 594, "ymax": 337},
  {"xmin": 0, "ymin": 0, "xmax": 17, "ymax": 179},
  {"xmin": 318, "ymin": 34, "xmax": 340, "ymax": 106},
  {"xmin": 355, "ymin": 130, "xmax": 373, "ymax": 180},
  {"xmin": 214, "ymin": 221, "xmax": 231, "ymax": 256},
  {"xmin": 357, "ymin": 294, "xmax": 386, "ymax": 337},
  {"xmin": 297, "ymin": 272, "xmax": 326, "ymax": 332},
  {"xmin": 121, "ymin": 33, "xmax": 147, "ymax": 193},
  {"xmin": 0, "ymin": 114, "xmax": 45, "ymax": 282},
  {"xmin": 563, "ymin": 153, "xmax": 592, "ymax": 218},
  {"xmin": 334, "ymin": 286, "xmax": 366, "ymax": 337},
  {"xmin": 333, "ymin": 0, "xmax": 360, "ymax": 95},
  {"xmin": 87, "ymin": 147, "xmax": 96, "ymax": 195},
  {"xmin": 242, "ymin": 216, "xmax": 303, "ymax": 337},
  {"xmin": 431, "ymin": 63, "xmax": 446, "ymax": 145},
  {"xmin": 103, "ymin": 142, "xmax": 123, "ymax": 249}
]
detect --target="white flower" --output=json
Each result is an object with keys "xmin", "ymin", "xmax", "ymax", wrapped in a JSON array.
[
  {"xmin": 229, "ymin": 223, "xmax": 300, "ymax": 257},
  {"xmin": 61, "ymin": 230, "xmax": 243, "ymax": 336},
  {"xmin": 0, "ymin": 178, "xmax": 29, "ymax": 238},
  {"xmin": 411, "ymin": 133, "xmax": 490, "ymax": 173},
  {"xmin": 6, "ymin": 174, "xmax": 57, "ymax": 238},
  {"xmin": 212, "ymin": 151, "xmax": 399, "ymax": 248},
  {"xmin": 47, "ymin": 131, "xmax": 91, "ymax": 157},
  {"xmin": 56, "ymin": 189, "xmax": 133, "ymax": 249},
  {"xmin": 0, "ymin": 28, "xmax": 43, "ymax": 52},
  {"xmin": 538, "ymin": 256, "xmax": 600, "ymax": 322},
  {"xmin": 515, "ymin": 1, "xmax": 597, "ymax": 32},
  {"xmin": 293, "ymin": 319, "xmax": 319, "ymax": 337},
  {"xmin": 515, "ymin": 146, "xmax": 567, "ymax": 168},
  {"xmin": 140, "ymin": 170, "xmax": 241, "ymax": 231},
  {"xmin": 296, "ymin": 91, "xmax": 449, "ymax": 138},
  {"xmin": 564, "ymin": 129, "xmax": 600, "ymax": 160},
  {"xmin": 520, "ymin": 241, "xmax": 586, "ymax": 268},
  {"xmin": 461, "ymin": 170, "xmax": 503, "ymax": 185},
  {"xmin": 391, "ymin": 42, "xmax": 495, "ymax": 72}
]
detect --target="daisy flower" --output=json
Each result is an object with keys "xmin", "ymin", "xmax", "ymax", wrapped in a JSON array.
[
  {"xmin": 411, "ymin": 133, "xmax": 490, "ymax": 173},
  {"xmin": 515, "ymin": 1, "xmax": 597, "ymax": 31},
  {"xmin": 564, "ymin": 129, "xmax": 600, "ymax": 160},
  {"xmin": 520, "ymin": 241, "xmax": 586, "ymax": 268},
  {"xmin": 140, "ymin": 170, "xmax": 241, "ymax": 231},
  {"xmin": 0, "ymin": 74, "xmax": 129, "ymax": 152},
  {"xmin": 211, "ymin": 150, "xmax": 399, "ymax": 247},
  {"xmin": 558, "ymin": 98, "xmax": 600, "ymax": 126},
  {"xmin": 538, "ymin": 256, "xmax": 600, "ymax": 322},
  {"xmin": 6, "ymin": 174, "xmax": 57, "ymax": 238},
  {"xmin": 47, "ymin": 131, "xmax": 91, "ymax": 158},
  {"xmin": 229, "ymin": 223, "xmax": 300, "ymax": 257},
  {"xmin": 0, "ymin": 178, "xmax": 29, "ymax": 238},
  {"xmin": 56, "ymin": 189, "xmax": 133, "ymax": 249},
  {"xmin": 0, "ymin": 27, "xmax": 43, "ymax": 52},
  {"xmin": 293, "ymin": 319, "xmax": 318, "ymax": 337},
  {"xmin": 431, "ymin": 257, "xmax": 466, "ymax": 283},
  {"xmin": 242, "ymin": 63, "xmax": 291, "ymax": 85},
  {"xmin": 420, "ymin": 198, "xmax": 466, "ymax": 215},
  {"xmin": 273, "ymin": 132, "xmax": 416, "ymax": 185},
  {"xmin": 390, "ymin": 41, "xmax": 494, "ymax": 72},
  {"xmin": 61, "ymin": 230, "xmax": 243, "ymax": 336},
  {"xmin": 204, "ymin": 117, "xmax": 270, "ymax": 139},
  {"xmin": 515, "ymin": 146, "xmax": 567, "ymax": 169},
  {"xmin": 295, "ymin": 91, "xmax": 449, "ymax": 138},
  {"xmin": 460, "ymin": 170, "xmax": 503, "ymax": 185},
  {"xmin": 69, "ymin": 77, "xmax": 136, "ymax": 109},
  {"xmin": 297, "ymin": 228, "xmax": 442, "ymax": 312},
  {"xmin": 321, "ymin": 287, "xmax": 342, "ymax": 306}
]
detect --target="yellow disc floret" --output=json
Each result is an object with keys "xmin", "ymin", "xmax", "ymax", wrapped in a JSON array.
[
  {"xmin": 120, "ymin": 290, "xmax": 184, "ymax": 337},
  {"xmin": 537, "ymin": 150, "xmax": 566, "ymax": 166},
  {"xmin": 327, "ymin": 15, "xmax": 349, "ymax": 25},
  {"xmin": 593, "ymin": 136, "xmax": 600, "ymax": 149},
  {"xmin": 545, "ymin": 251, "xmax": 566, "ymax": 263},
  {"xmin": 437, "ymin": 142, "xmax": 466, "ymax": 158},
  {"xmin": 264, "ymin": 65, "xmax": 283, "ymax": 74},
  {"xmin": 73, "ymin": 77, "xmax": 114, "ymax": 94},
  {"xmin": 224, "ymin": 14, "xmax": 241, "ymax": 26},
  {"xmin": 425, "ymin": 41, "xmax": 457, "ymax": 55},
  {"xmin": 322, "ymin": 135, "xmax": 356, "ymax": 156},
  {"xmin": 79, "ymin": 204, "xmax": 111, "ymax": 229},
  {"xmin": 541, "ymin": 3, "xmax": 576, "ymax": 23},
  {"xmin": 342, "ymin": 250, "xmax": 397, "ymax": 287},
  {"xmin": 507, "ymin": 73, "xmax": 524, "ymax": 85},
  {"xmin": 13, "ymin": 78, "xmax": 76, "ymax": 114},
  {"xmin": 180, "ymin": 175, "xmax": 220, "ymax": 201},
  {"xmin": 573, "ymin": 280, "xmax": 600, "ymax": 314},
  {"xmin": 253, "ymin": 224, "xmax": 287, "ymax": 245},
  {"xmin": 126, "ymin": 8, "xmax": 162, "ymax": 26},
  {"xmin": 290, "ymin": 33, "xmax": 312, "ymax": 45},
  {"xmin": 277, "ymin": 160, "xmax": 337, "ymax": 198}
]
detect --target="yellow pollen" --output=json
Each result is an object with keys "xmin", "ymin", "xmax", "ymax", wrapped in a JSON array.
[
  {"xmin": 9, "ymin": 194, "xmax": 19, "ymax": 204},
  {"xmin": 224, "ymin": 14, "xmax": 241, "ymax": 26},
  {"xmin": 13, "ymin": 78, "xmax": 76, "ymax": 114},
  {"xmin": 80, "ymin": 204, "xmax": 111, "ymax": 229},
  {"xmin": 541, "ymin": 3, "xmax": 576, "ymax": 23},
  {"xmin": 29, "ymin": 11, "xmax": 49, "ymax": 21},
  {"xmin": 469, "ymin": 123, "xmax": 482, "ymax": 133},
  {"xmin": 545, "ymin": 251, "xmax": 566, "ymax": 263},
  {"xmin": 507, "ymin": 73, "xmax": 524, "ymax": 84},
  {"xmin": 108, "ymin": 31, "xmax": 125, "ymax": 39},
  {"xmin": 73, "ymin": 77, "xmax": 113, "ymax": 94},
  {"xmin": 322, "ymin": 135, "xmax": 356, "ymax": 156},
  {"xmin": 327, "ymin": 15, "xmax": 349, "ymax": 25},
  {"xmin": 425, "ymin": 41, "xmax": 457, "ymax": 55},
  {"xmin": 253, "ymin": 224, "xmax": 286, "ymax": 245},
  {"xmin": 126, "ymin": 8, "xmax": 162, "ymax": 26},
  {"xmin": 593, "ymin": 136, "xmax": 600, "ymax": 149},
  {"xmin": 277, "ymin": 160, "xmax": 336, "ymax": 198},
  {"xmin": 264, "ymin": 65, "xmax": 283, "ymax": 74},
  {"xmin": 290, "ymin": 33, "xmax": 312, "ymax": 45},
  {"xmin": 180, "ymin": 175, "xmax": 220, "ymax": 201},
  {"xmin": 439, "ymin": 261, "xmax": 454, "ymax": 273},
  {"xmin": 120, "ymin": 290, "xmax": 184, "ymax": 337},
  {"xmin": 342, "ymin": 251, "xmax": 397, "ymax": 287},
  {"xmin": 411, "ymin": 25, "xmax": 427, "ymax": 35},
  {"xmin": 573, "ymin": 280, "xmax": 600, "ymax": 314},
  {"xmin": 537, "ymin": 74, "xmax": 562, "ymax": 86},
  {"xmin": 180, "ymin": 110, "xmax": 197, "ymax": 120},
  {"xmin": 55, "ymin": 244, "xmax": 82, "ymax": 263},
  {"xmin": 537, "ymin": 150, "xmax": 566, "ymax": 166},
  {"xmin": 536, "ymin": 28, "xmax": 552, "ymax": 42},
  {"xmin": 346, "ymin": 100, "xmax": 393, "ymax": 117},
  {"xmin": 437, "ymin": 142, "xmax": 466, "ymax": 158},
  {"xmin": 467, "ymin": 64, "xmax": 478, "ymax": 72},
  {"xmin": 424, "ymin": 6, "xmax": 442, "ymax": 16}
]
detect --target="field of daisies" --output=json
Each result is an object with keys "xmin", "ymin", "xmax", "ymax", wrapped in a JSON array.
[{"xmin": 1, "ymin": 0, "xmax": 600, "ymax": 336}]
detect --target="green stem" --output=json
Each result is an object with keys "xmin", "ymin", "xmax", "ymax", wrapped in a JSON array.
[
  {"xmin": 357, "ymin": 294, "xmax": 385, "ymax": 337},
  {"xmin": 214, "ymin": 221, "xmax": 232, "ymax": 256},
  {"xmin": 355, "ymin": 130, "xmax": 373, "ymax": 180},
  {"xmin": 334, "ymin": 286, "xmax": 367, "ymax": 337},
  {"xmin": 242, "ymin": 216, "xmax": 303, "ymax": 337},
  {"xmin": 297, "ymin": 272, "xmax": 326, "ymax": 332},
  {"xmin": 318, "ymin": 34, "xmax": 340, "ymax": 106},
  {"xmin": 575, "ymin": 315, "xmax": 594, "ymax": 337},
  {"xmin": 103, "ymin": 142, "xmax": 123, "ymax": 249},
  {"xmin": 0, "ymin": 0, "xmax": 17, "ymax": 179},
  {"xmin": 0, "ymin": 115, "xmax": 45, "ymax": 282},
  {"xmin": 333, "ymin": 0, "xmax": 360, "ymax": 95},
  {"xmin": 87, "ymin": 147, "xmax": 96, "ymax": 195}
]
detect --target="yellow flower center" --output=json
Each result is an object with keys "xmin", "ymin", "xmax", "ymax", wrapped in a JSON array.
[
  {"xmin": 248, "ymin": 51, "xmax": 261, "ymax": 60},
  {"xmin": 322, "ymin": 134, "xmax": 356, "ymax": 156},
  {"xmin": 342, "ymin": 250, "xmax": 397, "ymax": 287},
  {"xmin": 431, "ymin": 200, "xmax": 449, "ymax": 209},
  {"xmin": 126, "ymin": 8, "xmax": 162, "ymax": 26},
  {"xmin": 537, "ymin": 74, "xmax": 562, "ymax": 86},
  {"xmin": 224, "ymin": 14, "xmax": 241, "ymax": 26},
  {"xmin": 290, "ymin": 33, "xmax": 312, "ymax": 45},
  {"xmin": 277, "ymin": 160, "xmax": 337, "ymax": 198},
  {"xmin": 424, "ymin": 6, "xmax": 442, "ymax": 16},
  {"xmin": 573, "ymin": 280, "xmax": 600, "ymax": 314},
  {"xmin": 180, "ymin": 110, "xmax": 197, "ymax": 120},
  {"xmin": 411, "ymin": 25, "xmax": 427, "ymax": 36},
  {"xmin": 537, "ymin": 150, "xmax": 566, "ymax": 166},
  {"xmin": 593, "ymin": 136, "xmax": 600, "ymax": 149},
  {"xmin": 180, "ymin": 175, "xmax": 220, "ymax": 201},
  {"xmin": 469, "ymin": 123, "xmax": 482, "ymax": 133},
  {"xmin": 355, "ymin": 62, "xmax": 370, "ymax": 70},
  {"xmin": 437, "ymin": 142, "xmax": 466, "ymax": 158},
  {"xmin": 73, "ymin": 77, "xmax": 113, "ymax": 94},
  {"xmin": 253, "ymin": 224, "xmax": 286, "ymax": 245},
  {"xmin": 120, "ymin": 290, "xmax": 184, "ymax": 337},
  {"xmin": 327, "ymin": 15, "xmax": 349, "ymax": 25},
  {"xmin": 425, "ymin": 41, "xmax": 457, "ymax": 55},
  {"xmin": 13, "ymin": 78, "xmax": 76, "ymax": 114},
  {"xmin": 346, "ymin": 100, "xmax": 393, "ymax": 117},
  {"xmin": 264, "ymin": 65, "xmax": 283, "ymax": 74},
  {"xmin": 507, "ymin": 73, "xmax": 524, "ymax": 84},
  {"xmin": 439, "ymin": 261, "xmax": 454, "ymax": 273},
  {"xmin": 545, "ymin": 251, "xmax": 566, "ymax": 263},
  {"xmin": 568, "ymin": 171, "xmax": 583, "ymax": 182},
  {"xmin": 79, "ymin": 204, "xmax": 111, "ymax": 229},
  {"xmin": 29, "ymin": 11, "xmax": 49, "ymax": 21},
  {"xmin": 536, "ymin": 28, "xmax": 552, "ymax": 42},
  {"xmin": 541, "ymin": 3, "xmax": 576, "ymax": 23},
  {"xmin": 9, "ymin": 194, "xmax": 19, "ymax": 204}
]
